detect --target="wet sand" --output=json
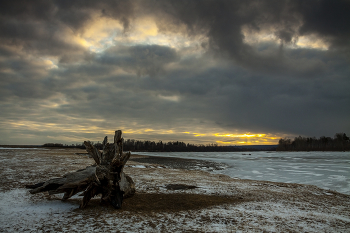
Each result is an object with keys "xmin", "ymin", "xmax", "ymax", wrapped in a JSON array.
[{"xmin": 130, "ymin": 154, "xmax": 227, "ymax": 171}]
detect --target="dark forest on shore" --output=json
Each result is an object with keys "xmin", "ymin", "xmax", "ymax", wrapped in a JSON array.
[
  {"xmin": 12, "ymin": 132, "xmax": 347, "ymax": 152},
  {"xmin": 42, "ymin": 140, "xmax": 277, "ymax": 152},
  {"xmin": 277, "ymin": 133, "xmax": 350, "ymax": 151}
]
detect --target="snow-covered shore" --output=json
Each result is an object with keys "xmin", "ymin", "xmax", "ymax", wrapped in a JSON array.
[{"xmin": 0, "ymin": 148, "xmax": 349, "ymax": 232}]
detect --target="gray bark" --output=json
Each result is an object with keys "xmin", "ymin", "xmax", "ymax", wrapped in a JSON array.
[{"xmin": 27, "ymin": 130, "xmax": 135, "ymax": 209}]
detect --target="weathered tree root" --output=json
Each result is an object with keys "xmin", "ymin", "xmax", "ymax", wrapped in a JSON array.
[{"xmin": 26, "ymin": 130, "xmax": 135, "ymax": 209}]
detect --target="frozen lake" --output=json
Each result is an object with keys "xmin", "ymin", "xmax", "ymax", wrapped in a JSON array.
[{"xmin": 137, "ymin": 151, "xmax": 350, "ymax": 195}]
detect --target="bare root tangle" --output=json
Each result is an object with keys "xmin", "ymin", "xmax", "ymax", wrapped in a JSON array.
[{"xmin": 26, "ymin": 130, "xmax": 135, "ymax": 209}]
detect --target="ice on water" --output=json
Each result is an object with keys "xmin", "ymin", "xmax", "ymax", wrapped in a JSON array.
[{"xmin": 137, "ymin": 151, "xmax": 350, "ymax": 195}]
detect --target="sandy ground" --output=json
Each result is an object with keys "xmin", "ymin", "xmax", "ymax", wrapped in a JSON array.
[{"xmin": 0, "ymin": 148, "xmax": 349, "ymax": 232}]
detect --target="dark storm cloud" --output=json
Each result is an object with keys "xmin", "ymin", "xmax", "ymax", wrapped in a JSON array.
[
  {"xmin": 299, "ymin": 0, "xmax": 350, "ymax": 48},
  {"xmin": 0, "ymin": 0, "xmax": 135, "ymax": 61},
  {"xmin": 0, "ymin": 0, "xmax": 135, "ymax": 30},
  {"xmin": 98, "ymin": 45, "xmax": 178, "ymax": 77},
  {"xmin": 137, "ymin": 0, "xmax": 350, "ymax": 137},
  {"xmin": 2, "ymin": 0, "xmax": 349, "ymax": 58},
  {"xmin": 53, "ymin": 0, "xmax": 135, "ymax": 31},
  {"xmin": 0, "ymin": 0, "xmax": 349, "ymax": 144},
  {"xmin": 0, "ymin": 0, "xmax": 136, "ymax": 105},
  {"xmin": 149, "ymin": 0, "xmax": 350, "ymax": 71}
]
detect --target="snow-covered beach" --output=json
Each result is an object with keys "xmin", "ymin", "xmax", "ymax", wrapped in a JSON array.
[{"xmin": 0, "ymin": 148, "xmax": 349, "ymax": 232}]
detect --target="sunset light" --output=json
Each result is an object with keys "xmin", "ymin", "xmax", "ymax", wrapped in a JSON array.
[
  {"xmin": 1, "ymin": 2, "xmax": 349, "ymax": 231},
  {"xmin": 0, "ymin": 0, "xmax": 348, "ymax": 146}
]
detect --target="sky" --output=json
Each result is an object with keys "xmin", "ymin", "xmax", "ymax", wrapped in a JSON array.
[{"xmin": 0, "ymin": 0, "xmax": 349, "ymax": 146}]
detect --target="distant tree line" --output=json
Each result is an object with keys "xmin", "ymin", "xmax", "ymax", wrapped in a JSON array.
[
  {"xmin": 93, "ymin": 139, "xmax": 252, "ymax": 152},
  {"xmin": 42, "ymin": 143, "xmax": 85, "ymax": 149},
  {"xmin": 277, "ymin": 133, "xmax": 350, "ymax": 151},
  {"xmin": 43, "ymin": 140, "xmax": 276, "ymax": 152}
]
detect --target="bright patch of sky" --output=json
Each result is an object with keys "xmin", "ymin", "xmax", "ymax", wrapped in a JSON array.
[
  {"xmin": 242, "ymin": 26, "xmax": 329, "ymax": 50},
  {"xmin": 76, "ymin": 14, "xmax": 124, "ymax": 53},
  {"xmin": 214, "ymin": 133, "xmax": 280, "ymax": 145},
  {"xmin": 70, "ymin": 15, "xmax": 208, "ymax": 57},
  {"xmin": 158, "ymin": 94, "xmax": 180, "ymax": 102}
]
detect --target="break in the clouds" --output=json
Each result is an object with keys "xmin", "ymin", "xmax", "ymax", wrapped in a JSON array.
[{"xmin": 0, "ymin": 0, "xmax": 349, "ymax": 145}]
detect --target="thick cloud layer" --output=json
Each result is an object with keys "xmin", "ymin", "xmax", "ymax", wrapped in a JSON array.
[{"xmin": 0, "ymin": 0, "xmax": 349, "ymax": 145}]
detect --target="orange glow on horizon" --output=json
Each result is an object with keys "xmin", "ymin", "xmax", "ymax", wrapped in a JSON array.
[
  {"xmin": 214, "ymin": 133, "xmax": 266, "ymax": 138},
  {"xmin": 3, "ymin": 119, "xmax": 281, "ymax": 145},
  {"xmin": 212, "ymin": 132, "xmax": 280, "ymax": 145}
]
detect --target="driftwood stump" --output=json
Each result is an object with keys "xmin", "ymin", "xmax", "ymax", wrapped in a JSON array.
[{"xmin": 26, "ymin": 130, "xmax": 135, "ymax": 209}]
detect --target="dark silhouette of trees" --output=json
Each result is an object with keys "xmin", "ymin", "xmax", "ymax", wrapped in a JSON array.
[
  {"xmin": 42, "ymin": 139, "xmax": 276, "ymax": 152},
  {"xmin": 42, "ymin": 142, "xmax": 85, "ymax": 149},
  {"xmin": 122, "ymin": 139, "xmax": 223, "ymax": 152},
  {"xmin": 120, "ymin": 139, "xmax": 275, "ymax": 152},
  {"xmin": 42, "ymin": 143, "xmax": 64, "ymax": 147},
  {"xmin": 277, "ymin": 133, "xmax": 350, "ymax": 151}
]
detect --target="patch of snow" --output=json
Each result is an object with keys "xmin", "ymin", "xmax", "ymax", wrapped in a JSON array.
[
  {"xmin": 0, "ymin": 148, "xmax": 40, "ymax": 150},
  {"xmin": 128, "ymin": 165, "xmax": 147, "ymax": 168},
  {"xmin": 0, "ymin": 189, "xmax": 77, "ymax": 232}
]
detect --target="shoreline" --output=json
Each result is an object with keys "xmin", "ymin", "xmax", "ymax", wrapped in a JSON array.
[
  {"xmin": 133, "ymin": 151, "xmax": 350, "ymax": 196},
  {"xmin": 0, "ymin": 148, "xmax": 349, "ymax": 232}
]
